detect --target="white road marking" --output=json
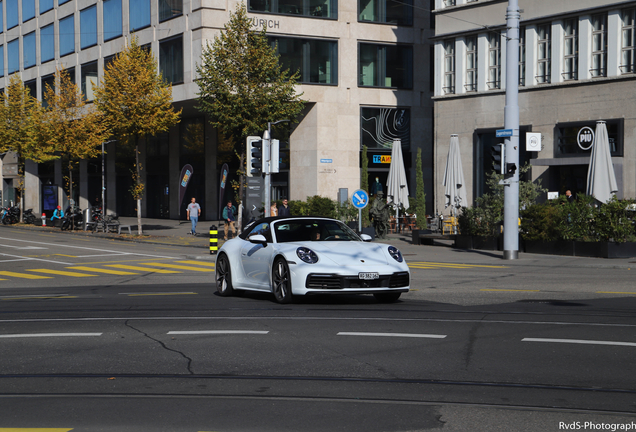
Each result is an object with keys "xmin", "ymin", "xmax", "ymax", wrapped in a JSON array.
[
  {"xmin": 0, "ymin": 294, "xmax": 69, "ymax": 298},
  {"xmin": 0, "ymin": 253, "xmax": 73, "ymax": 265},
  {"xmin": 0, "ymin": 244, "xmax": 47, "ymax": 249},
  {"xmin": 337, "ymin": 332, "xmax": 447, "ymax": 339},
  {"xmin": 522, "ymin": 338, "xmax": 636, "ymax": 347},
  {"xmin": 0, "ymin": 333, "xmax": 102, "ymax": 338},
  {"xmin": 167, "ymin": 330, "xmax": 269, "ymax": 335}
]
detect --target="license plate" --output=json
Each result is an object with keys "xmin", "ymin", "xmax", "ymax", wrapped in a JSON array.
[{"xmin": 358, "ymin": 272, "xmax": 379, "ymax": 280}]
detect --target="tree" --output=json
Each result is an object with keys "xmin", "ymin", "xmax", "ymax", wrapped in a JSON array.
[
  {"xmin": 93, "ymin": 36, "xmax": 181, "ymax": 235},
  {"xmin": 414, "ymin": 148, "xmax": 427, "ymax": 229},
  {"xmin": 42, "ymin": 68, "xmax": 108, "ymax": 213},
  {"xmin": 196, "ymin": 2, "xmax": 305, "ymax": 208},
  {"xmin": 0, "ymin": 75, "xmax": 55, "ymax": 219}
]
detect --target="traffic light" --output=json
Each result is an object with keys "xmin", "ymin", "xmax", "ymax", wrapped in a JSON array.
[
  {"xmin": 270, "ymin": 140, "xmax": 289, "ymax": 173},
  {"xmin": 506, "ymin": 163, "xmax": 517, "ymax": 176},
  {"xmin": 491, "ymin": 144, "xmax": 505, "ymax": 175},
  {"xmin": 246, "ymin": 136, "xmax": 263, "ymax": 177}
]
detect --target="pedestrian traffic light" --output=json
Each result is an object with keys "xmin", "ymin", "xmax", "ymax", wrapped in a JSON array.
[
  {"xmin": 491, "ymin": 144, "xmax": 505, "ymax": 174},
  {"xmin": 246, "ymin": 136, "xmax": 263, "ymax": 177},
  {"xmin": 506, "ymin": 163, "xmax": 517, "ymax": 176}
]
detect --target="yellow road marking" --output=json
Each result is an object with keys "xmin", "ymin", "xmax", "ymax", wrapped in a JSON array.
[
  {"xmin": 139, "ymin": 263, "xmax": 215, "ymax": 272},
  {"xmin": 79, "ymin": 258, "xmax": 168, "ymax": 265},
  {"xmin": 597, "ymin": 291, "xmax": 636, "ymax": 295},
  {"xmin": 481, "ymin": 289, "xmax": 540, "ymax": 292},
  {"xmin": 67, "ymin": 266, "xmax": 139, "ymax": 275},
  {"xmin": 54, "ymin": 254, "xmax": 78, "ymax": 258},
  {"xmin": 0, "ymin": 429, "xmax": 73, "ymax": 431},
  {"xmin": 1, "ymin": 296, "xmax": 77, "ymax": 301},
  {"xmin": 105, "ymin": 264, "xmax": 181, "ymax": 273},
  {"xmin": 176, "ymin": 260, "xmax": 216, "ymax": 267},
  {"xmin": 409, "ymin": 262, "xmax": 508, "ymax": 269},
  {"xmin": 27, "ymin": 269, "xmax": 97, "ymax": 277},
  {"xmin": 0, "ymin": 271, "xmax": 52, "ymax": 279}
]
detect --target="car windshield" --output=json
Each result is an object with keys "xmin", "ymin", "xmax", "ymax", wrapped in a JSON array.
[{"xmin": 273, "ymin": 219, "xmax": 362, "ymax": 243}]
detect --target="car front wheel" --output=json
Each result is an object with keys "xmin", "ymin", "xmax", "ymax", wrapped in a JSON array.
[
  {"xmin": 216, "ymin": 254, "xmax": 234, "ymax": 297},
  {"xmin": 272, "ymin": 258, "xmax": 293, "ymax": 304}
]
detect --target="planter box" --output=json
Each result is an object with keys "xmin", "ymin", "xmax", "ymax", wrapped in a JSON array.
[
  {"xmin": 524, "ymin": 240, "xmax": 575, "ymax": 256},
  {"xmin": 522, "ymin": 240, "xmax": 636, "ymax": 258}
]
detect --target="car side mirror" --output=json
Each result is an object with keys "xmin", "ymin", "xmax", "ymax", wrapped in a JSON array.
[
  {"xmin": 249, "ymin": 234, "xmax": 267, "ymax": 245},
  {"xmin": 360, "ymin": 234, "xmax": 372, "ymax": 242}
]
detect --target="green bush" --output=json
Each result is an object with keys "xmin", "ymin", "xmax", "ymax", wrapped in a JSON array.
[{"xmin": 520, "ymin": 202, "xmax": 563, "ymax": 241}]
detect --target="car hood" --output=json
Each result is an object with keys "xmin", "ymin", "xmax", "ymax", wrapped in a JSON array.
[{"xmin": 299, "ymin": 242, "xmax": 391, "ymax": 267}]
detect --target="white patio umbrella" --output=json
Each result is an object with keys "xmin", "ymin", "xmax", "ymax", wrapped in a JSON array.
[
  {"xmin": 442, "ymin": 134, "xmax": 467, "ymax": 215},
  {"xmin": 586, "ymin": 121, "xmax": 618, "ymax": 204},
  {"xmin": 386, "ymin": 139, "xmax": 410, "ymax": 226}
]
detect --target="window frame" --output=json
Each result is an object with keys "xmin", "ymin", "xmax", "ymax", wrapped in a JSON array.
[
  {"xmin": 591, "ymin": 13, "xmax": 608, "ymax": 78},
  {"xmin": 159, "ymin": 35, "xmax": 184, "ymax": 85},
  {"xmin": 269, "ymin": 35, "xmax": 338, "ymax": 85},
  {"xmin": 536, "ymin": 24, "xmax": 551, "ymax": 84},
  {"xmin": 103, "ymin": 0, "xmax": 123, "ymax": 42},
  {"xmin": 358, "ymin": 42, "xmax": 413, "ymax": 89},
  {"xmin": 6, "ymin": 0, "xmax": 18, "ymax": 30},
  {"xmin": 358, "ymin": 0, "xmax": 413, "ymax": 26},
  {"xmin": 562, "ymin": 18, "xmax": 578, "ymax": 81},
  {"xmin": 129, "ymin": 0, "xmax": 151, "ymax": 32},
  {"xmin": 464, "ymin": 35, "xmax": 477, "ymax": 92},
  {"xmin": 159, "ymin": 0, "xmax": 183, "ymax": 22},
  {"xmin": 7, "ymin": 38, "xmax": 19, "ymax": 74},
  {"xmin": 22, "ymin": 0, "xmax": 35, "ymax": 22},
  {"xmin": 443, "ymin": 39, "xmax": 455, "ymax": 94},
  {"xmin": 40, "ymin": 23, "xmax": 55, "ymax": 63},
  {"xmin": 59, "ymin": 14, "xmax": 75, "ymax": 57},
  {"xmin": 487, "ymin": 32, "xmax": 501, "ymax": 89},
  {"xmin": 23, "ymin": 31, "xmax": 36, "ymax": 69},
  {"xmin": 621, "ymin": 8, "xmax": 635, "ymax": 74},
  {"xmin": 248, "ymin": 0, "xmax": 338, "ymax": 20},
  {"xmin": 80, "ymin": 5, "xmax": 98, "ymax": 49},
  {"xmin": 518, "ymin": 26, "xmax": 526, "ymax": 86}
]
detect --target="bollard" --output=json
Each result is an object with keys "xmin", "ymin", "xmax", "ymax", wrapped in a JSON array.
[
  {"xmin": 209, "ymin": 225, "xmax": 218, "ymax": 255},
  {"xmin": 41, "ymin": 213, "xmax": 46, "ymax": 226}
]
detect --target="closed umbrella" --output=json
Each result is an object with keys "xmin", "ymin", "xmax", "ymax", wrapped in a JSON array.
[
  {"xmin": 586, "ymin": 121, "xmax": 618, "ymax": 204},
  {"xmin": 443, "ymin": 134, "xmax": 467, "ymax": 215},
  {"xmin": 386, "ymin": 139, "xmax": 410, "ymax": 230}
]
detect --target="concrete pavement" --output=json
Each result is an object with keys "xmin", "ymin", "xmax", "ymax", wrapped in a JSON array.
[{"xmin": 4, "ymin": 216, "xmax": 636, "ymax": 269}]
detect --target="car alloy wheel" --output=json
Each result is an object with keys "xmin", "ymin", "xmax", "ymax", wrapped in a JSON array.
[
  {"xmin": 272, "ymin": 258, "xmax": 293, "ymax": 304},
  {"xmin": 216, "ymin": 254, "xmax": 234, "ymax": 296}
]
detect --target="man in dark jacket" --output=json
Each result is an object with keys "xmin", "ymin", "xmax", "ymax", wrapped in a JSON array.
[{"xmin": 278, "ymin": 198, "xmax": 291, "ymax": 217}]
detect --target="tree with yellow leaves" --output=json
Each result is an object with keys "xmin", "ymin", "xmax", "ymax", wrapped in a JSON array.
[
  {"xmin": 93, "ymin": 36, "xmax": 181, "ymax": 235},
  {"xmin": 0, "ymin": 75, "xmax": 55, "ymax": 220},
  {"xmin": 41, "ymin": 68, "xmax": 108, "ymax": 216}
]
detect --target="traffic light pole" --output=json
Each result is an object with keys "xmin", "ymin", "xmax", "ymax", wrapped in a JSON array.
[
  {"xmin": 264, "ymin": 120, "xmax": 290, "ymax": 217},
  {"xmin": 503, "ymin": 0, "xmax": 520, "ymax": 260}
]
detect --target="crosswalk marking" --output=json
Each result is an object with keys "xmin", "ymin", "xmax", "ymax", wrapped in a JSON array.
[
  {"xmin": 408, "ymin": 261, "xmax": 508, "ymax": 269},
  {"xmin": 175, "ymin": 260, "xmax": 215, "ymax": 267},
  {"xmin": 105, "ymin": 264, "xmax": 181, "ymax": 274},
  {"xmin": 27, "ymin": 269, "xmax": 97, "ymax": 277},
  {"xmin": 139, "ymin": 262, "xmax": 215, "ymax": 272},
  {"xmin": 67, "ymin": 266, "xmax": 139, "ymax": 275},
  {"xmin": 0, "ymin": 271, "xmax": 52, "ymax": 279}
]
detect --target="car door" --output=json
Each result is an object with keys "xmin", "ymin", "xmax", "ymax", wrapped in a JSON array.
[{"xmin": 240, "ymin": 222, "xmax": 274, "ymax": 289}]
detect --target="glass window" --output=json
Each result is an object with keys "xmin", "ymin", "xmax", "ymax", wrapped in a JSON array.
[
  {"xmin": 130, "ymin": 0, "xmax": 151, "ymax": 31},
  {"xmin": 0, "ymin": 46, "xmax": 4, "ymax": 77},
  {"xmin": 487, "ymin": 32, "xmax": 501, "ymax": 89},
  {"xmin": 6, "ymin": 0, "xmax": 18, "ymax": 29},
  {"xmin": 536, "ymin": 24, "xmax": 551, "ymax": 83},
  {"xmin": 443, "ymin": 39, "xmax": 455, "ymax": 94},
  {"xmin": 103, "ymin": 0, "xmax": 122, "ymax": 41},
  {"xmin": 361, "ymin": 107, "xmax": 410, "ymax": 149},
  {"xmin": 25, "ymin": 79, "xmax": 36, "ymax": 98},
  {"xmin": 81, "ymin": 61, "xmax": 98, "ymax": 101},
  {"xmin": 622, "ymin": 9, "xmax": 635, "ymax": 74},
  {"xmin": 591, "ymin": 14, "xmax": 607, "ymax": 77},
  {"xmin": 23, "ymin": 31, "xmax": 36, "ymax": 69},
  {"xmin": 563, "ymin": 18, "xmax": 578, "ymax": 80},
  {"xmin": 40, "ymin": 23, "xmax": 54, "ymax": 63},
  {"xmin": 269, "ymin": 36, "xmax": 338, "ymax": 84},
  {"xmin": 159, "ymin": 35, "xmax": 183, "ymax": 84},
  {"xmin": 0, "ymin": 3, "xmax": 3, "ymax": 34},
  {"xmin": 40, "ymin": 0, "xmax": 54, "ymax": 14},
  {"xmin": 41, "ymin": 74, "xmax": 54, "ymax": 107},
  {"xmin": 59, "ymin": 0, "xmax": 70, "ymax": 4},
  {"xmin": 359, "ymin": 0, "xmax": 412, "ymax": 26},
  {"xmin": 159, "ymin": 0, "xmax": 182, "ymax": 21},
  {"xmin": 66, "ymin": 67, "xmax": 75, "ymax": 85},
  {"xmin": 519, "ymin": 26, "xmax": 525, "ymax": 86},
  {"xmin": 556, "ymin": 121, "xmax": 622, "ymax": 157},
  {"xmin": 359, "ymin": 43, "xmax": 412, "ymax": 88},
  {"xmin": 22, "ymin": 0, "xmax": 35, "ymax": 22},
  {"xmin": 249, "ymin": 0, "xmax": 337, "ymax": 19},
  {"xmin": 80, "ymin": 6, "xmax": 97, "ymax": 49},
  {"xmin": 443, "ymin": 0, "xmax": 455, "ymax": 6},
  {"xmin": 465, "ymin": 36, "xmax": 477, "ymax": 91},
  {"xmin": 59, "ymin": 14, "xmax": 75, "ymax": 56},
  {"xmin": 8, "ymin": 39, "xmax": 19, "ymax": 73}
]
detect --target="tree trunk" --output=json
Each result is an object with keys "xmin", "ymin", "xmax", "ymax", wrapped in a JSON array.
[{"xmin": 136, "ymin": 142, "xmax": 143, "ymax": 235}]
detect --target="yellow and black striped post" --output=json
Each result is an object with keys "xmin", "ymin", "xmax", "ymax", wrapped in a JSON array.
[{"xmin": 209, "ymin": 225, "xmax": 218, "ymax": 254}]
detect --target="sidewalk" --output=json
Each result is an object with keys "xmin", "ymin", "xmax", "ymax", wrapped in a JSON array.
[{"xmin": 5, "ymin": 217, "xmax": 636, "ymax": 269}]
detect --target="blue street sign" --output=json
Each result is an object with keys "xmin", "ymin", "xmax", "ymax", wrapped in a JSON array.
[
  {"xmin": 351, "ymin": 189, "xmax": 369, "ymax": 209},
  {"xmin": 320, "ymin": 158, "xmax": 333, "ymax": 163},
  {"xmin": 496, "ymin": 129, "xmax": 513, "ymax": 138}
]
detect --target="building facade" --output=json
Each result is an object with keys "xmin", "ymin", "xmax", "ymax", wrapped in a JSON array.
[
  {"xmin": 433, "ymin": 0, "xmax": 636, "ymax": 214},
  {"xmin": 0, "ymin": 0, "xmax": 434, "ymax": 220}
]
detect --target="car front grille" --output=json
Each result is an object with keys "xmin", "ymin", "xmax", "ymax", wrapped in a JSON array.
[{"xmin": 306, "ymin": 272, "xmax": 409, "ymax": 290}]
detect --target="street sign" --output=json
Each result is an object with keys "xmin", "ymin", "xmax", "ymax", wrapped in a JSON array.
[
  {"xmin": 352, "ymin": 189, "xmax": 369, "ymax": 209},
  {"xmin": 496, "ymin": 129, "xmax": 513, "ymax": 138}
]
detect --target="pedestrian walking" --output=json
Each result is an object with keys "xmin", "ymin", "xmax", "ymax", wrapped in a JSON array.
[
  {"xmin": 187, "ymin": 197, "xmax": 201, "ymax": 235},
  {"xmin": 278, "ymin": 198, "xmax": 291, "ymax": 217},
  {"xmin": 222, "ymin": 201, "xmax": 237, "ymax": 240}
]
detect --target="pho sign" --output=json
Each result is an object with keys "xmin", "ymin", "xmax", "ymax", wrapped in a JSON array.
[{"xmin": 577, "ymin": 126, "xmax": 595, "ymax": 151}]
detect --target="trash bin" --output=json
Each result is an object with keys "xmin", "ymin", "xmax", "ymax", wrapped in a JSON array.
[{"xmin": 83, "ymin": 208, "xmax": 92, "ymax": 225}]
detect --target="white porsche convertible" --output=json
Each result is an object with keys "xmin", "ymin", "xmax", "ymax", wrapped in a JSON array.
[{"xmin": 215, "ymin": 216, "xmax": 410, "ymax": 304}]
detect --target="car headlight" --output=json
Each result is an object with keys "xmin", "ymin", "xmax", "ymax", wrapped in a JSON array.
[
  {"xmin": 297, "ymin": 247, "xmax": 318, "ymax": 264},
  {"xmin": 388, "ymin": 246, "xmax": 403, "ymax": 263}
]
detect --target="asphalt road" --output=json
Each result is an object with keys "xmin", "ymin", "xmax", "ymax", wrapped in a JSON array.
[{"xmin": 1, "ymin": 228, "xmax": 636, "ymax": 431}]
